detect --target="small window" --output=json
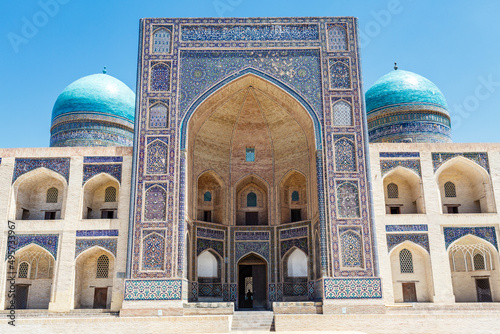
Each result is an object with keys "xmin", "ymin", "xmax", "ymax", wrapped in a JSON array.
[
  {"xmin": 18, "ymin": 262, "xmax": 29, "ymax": 278},
  {"xmin": 447, "ymin": 206, "xmax": 459, "ymax": 214},
  {"xmin": 22, "ymin": 209, "xmax": 30, "ymax": 220},
  {"xmin": 399, "ymin": 249, "xmax": 414, "ymax": 273},
  {"xmin": 246, "ymin": 148, "xmax": 255, "ymax": 162},
  {"xmin": 247, "ymin": 192, "xmax": 257, "ymax": 207},
  {"xmin": 390, "ymin": 207, "xmax": 401, "ymax": 215},
  {"xmin": 444, "ymin": 181, "xmax": 456, "ymax": 198},
  {"xmin": 46, "ymin": 187, "xmax": 58, "ymax": 203},
  {"xmin": 291, "ymin": 209, "xmax": 302, "ymax": 222},
  {"xmin": 203, "ymin": 210, "xmax": 212, "ymax": 222},
  {"xmin": 474, "ymin": 254, "xmax": 485, "ymax": 270},
  {"xmin": 291, "ymin": 191, "xmax": 300, "ymax": 202},
  {"xmin": 387, "ymin": 183, "xmax": 398, "ymax": 199},
  {"xmin": 44, "ymin": 211, "xmax": 56, "ymax": 220},
  {"xmin": 105, "ymin": 186, "xmax": 117, "ymax": 202},
  {"xmin": 96, "ymin": 255, "xmax": 109, "ymax": 279},
  {"xmin": 101, "ymin": 210, "xmax": 115, "ymax": 219},
  {"xmin": 203, "ymin": 191, "xmax": 212, "ymax": 202}
]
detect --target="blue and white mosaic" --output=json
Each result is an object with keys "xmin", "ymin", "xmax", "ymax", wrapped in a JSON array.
[
  {"xmin": 386, "ymin": 233, "xmax": 429, "ymax": 253},
  {"xmin": 444, "ymin": 226, "xmax": 497, "ymax": 249},
  {"xmin": 380, "ymin": 159, "xmax": 421, "ymax": 177},
  {"xmin": 235, "ymin": 231, "xmax": 270, "ymax": 241},
  {"xmin": 13, "ymin": 158, "xmax": 70, "ymax": 183},
  {"xmin": 83, "ymin": 164, "xmax": 122, "ymax": 184},
  {"xmin": 432, "ymin": 152, "xmax": 489, "ymax": 173},
  {"xmin": 124, "ymin": 279, "xmax": 182, "ymax": 300},
  {"xmin": 385, "ymin": 225, "xmax": 428, "ymax": 232},
  {"xmin": 75, "ymin": 238, "xmax": 117, "ymax": 258},
  {"xmin": 6, "ymin": 234, "xmax": 58, "ymax": 260},
  {"xmin": 197, "ymin": 228, "xmax": 225, "ymax": 240},
  {"xmin": 280, "ymin": 227, "xmax": 308, "ymax": 239},
  {"xmin": 76, "ymin": 230, "xmax": 119, "ymax": 237}
]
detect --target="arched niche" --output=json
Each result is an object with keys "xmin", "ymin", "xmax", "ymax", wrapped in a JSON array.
[
  {"xmin": 448, "ymin": 235, "xmax": 499, "ymax": 302},
  {"xmin": 74, "ymin": 247, "xmax": 115, "ymax": 309},
  {"xmin": 196, "ymin": 170, "xmax": 225, "ymax": 224},
  {"xmin": 389, "ymin": 241, "xmax": 434, "ymax": 303},
  {"xmin": 5, "ymin": 244, "xmax": 54, "ymax": 309},
  {"xmin": 280, "ymin": 170, "xmax": 308, "ymax": 224},
  {"xmin": 12, "ymin": 168, "xmax": 67, "ymax": 220},
  {"xmin": 436, "ymin": 157, "xmax": 495, "ymax": 214},
  {"xmin": 196, "ymin": 250, "xmax": 223, "ymax": 301},
  {"xmin": 383, "ymin": 167, "xmax": 425, "ymax": 214},
  {"xmin": 235, "ymin": 175, "xmax": 268, "ymax": 226},
  {"xmin": 82, "ymin": 173, "xmax": 120, "ymax": 219},
  {"xmin": 282, "ymin": 247, "xmax": 309, "ymax": 301}
]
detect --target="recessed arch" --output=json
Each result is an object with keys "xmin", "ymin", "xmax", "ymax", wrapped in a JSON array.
[
  {"xmin": 82, "ymin": 173, "xmax": 120, "ymax": 219},
  {"xmin": 383, "ymin": 166, "xmax": 425, "ymax": 214}
]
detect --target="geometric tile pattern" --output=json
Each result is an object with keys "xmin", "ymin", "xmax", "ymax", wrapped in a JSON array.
[
  {"xmin": 124, "ymin": 279, "xmax": 182, "ymax": 300},
  {"xmin": 280, "ymin": 227, "xmax": 308, "ymax": 240},
  {"xmin": 13, "ymin": 158, "xmax": 70, "ymax": 183},
  {"xmin": 308, "ymin": 281, "xmax": 315, "ymax": 301},
  {"xmin": 84, "ymin": 156, "xmax": 123, "ymax": 163},
  {"xmin": 380, "ymin": 159, "xmax": 421, "ymax": 177},
  {"xmin": 235, "ymin": 242, "xmax": 270, "ymax": 262},
  {"xmin": 332, "ymin": 100, "xmax": 352, "ymax": 126},
  {"xmin": 149, "ymin": 102, "xmax": 169, "ymax": 128},
  {"xmin": 75, "ymin": 238, "xmax": 117, "ymax": 258},
  {"xmin": 443, "ymin": 226, "xmax": 497, "ymax": 249},
  {"xmin": 198, "ymin": 283, "xmax": 222, "ymax": 297},
  {"xmin": 379, "ymin": 152, "xmax": 420, "ymax": 158},
  {"xmin": 283, "ymin": 282, "xmax": 308, "ymax": 296},
  {"xmin": 328, "ymin": 58, "xmax": 350, "ymax": 89},
  {"xmin": 144, "ymin": 186, "xmax": 167, "ymax": 221},
  {"xmin": 5, "ymin": 234, "xmax": 58, "ymax": 260},
  {"xmin": 197, "ymin": 238, "xmax": 224, "ymax": 258},
  {"xmin": 197, "ymin": 227, "xmax": 225, "ymax": 240},
  {"xmin": 151, "ymin": 62, "xmax": 171, "ymax": 91},
  {"xmin": 324, "ymin": 278, "xmax": 382, "ymax": 299},
  {"xmin": 334, "ymin": 135, "xmax": 356, "ymax": 172},
  {"xmin": 386, "ymin": 233, "xmax": 429, "ymax": 253},
  {"xmin": 83, "ymin": 164, "xmax": 122, "ymax": 184},
  {"xmin": 327, "ymin": 24, "xmax": 347, "ymax": 51},
  {"xmin": 235, "ymin": 231, "xmax": 270, "ymax": 241},
  {"xmin": 152, "ymin": 27, "xmax": 172, "ymax": 53},
  {"xmin": 280, "ymin": 238, "xmax": 308, "ymax": 258},
  {"xmin": 385, "ymin": 225, "xmax": 428, "ymax": 232},
  {"xmin": 336, "ymin": 180, "xmax": 360, "ymax": 218},
  {"xmin": 432, "ymin": 152, "xmax": 489, "ymax": 173},
  {"xmin": 146, "ymin": 140, "xmax": 168, "ymax": 174},
  {"xmin": 340, "ymin": 230, "xmax": 362, "ymax": 267},
  {"xmin": 142, "ymin": 232, "xmax": 165, "ymax": 270}
]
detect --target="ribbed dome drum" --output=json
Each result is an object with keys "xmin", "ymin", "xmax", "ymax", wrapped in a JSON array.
[
  {"xmin": 50, "ymin": 73, "xmax": 135, "ymax": 147},
  {"xmin": 365, "ymin": 69, "xmax": 451, "ymax": 143}
]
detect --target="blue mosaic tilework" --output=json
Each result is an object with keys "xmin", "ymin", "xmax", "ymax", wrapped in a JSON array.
[
  {"xmin": 75, "ymin": 238, "xmax": 117, "ymax": 258},
  {"xmin": 380, "ymin": 159, "xmax": 421, "ymax": 177},
  {"xmin": 151, "ymin": 62, "xmax": 171, "ymax": 91},
  {"xmin": 339, "ymin": 229, "xmax": 363, "ymax": 267},
  {"xmin": 13, "ymin": 158, "xmax": 70, "ymax": 183},
  {"xmin": 432, "ymin": 152, "xmax": 489, "ymax": 173},
  {"xmin": 181, "ymin": 24, "xmax": 319, "ymax": 41},
  {"xmin": 268, "ymin": 283, "xmax": 277, "ymax": 301},
  {"xmin": 197, "ymin": 227, "xmax": 225, "ymax": 240},
  {"xmin": 142, "ymin": 232, "xmax": 165, "ymax": 270},
  {"xmin": 6, "ymin": 234, "xmax": 58, "ymax": 260},
  {"xmin": 324, "ymin": 278, "xmax": 382, "ymax": 299},
  {"xmin": 223, "ymin": 283, "xmax": 229, "ymax": 302},
  {"xmin": 197, "ymin": 238, "xmax": 224, "ymax": 258},
  {"xmin": 76, "ymin": 230, "xmax": 119, "ymax": 237},
  {"xmin": 191, "ymin": 281, "xmax": 198, "ymax": 301},
  {"xmin": 280, "ymin": 238, "xmax": 308, "ymax": 258},
  {"xmin": 199, "ymin": 283, "xmax": 222, "ymax": 297},
  {"xmin": 328, "ymin": 58, "xmax": 350, "ymax": 89},
  {"xmin": 50, "ymin": 126, "xmax": 134, "ymax": 148},
  {"xmin": 235, "ymin": 242, "xmax": 270, "ymax": 262},
  {"xmin": 152, "ymin": 26, "xmax": 172, "ymax": 53},
  {"xmin": 444, "ymin": 227, "xmax": 497, "ymax": 249},
  {"xmin": 334, "ymin": 135, "xmax": 356, "ymax": 172},
  {"xmin": 336, "ymin": 180, "xmax": 360, "ymax": 218},
  {"xmin": 385, "ymin": 225, "xmax": 428, "ymax": 232},
  {"xmin": 144, "ymin": 186, "xmax": 167, "ymax": 221},
  {"xmin": 280, "ymin": 227, "xmax": 308, "ymax": 240},
  {"xmin": 386, "ymin": 233, "xmax": 429, "ymax": 253},
  {"xmin": 369, "ymin": 122, "xmax": 451, "ymax": 144},
  {"xmin": 308, "ymin": 281, "xmax": 315, "ymax": 301},
  {"xmin": 84, "ymin": 156, "xmax": 123, "ymax": 163},
  {"xmin": 230, "ymin": 284, "xmax": 237, "ymax": 302},
  {"xmin": 277, "ymin": 283, "xmax": 283, "ymax": 300},
  {"xmin": 235, "ymin": 231, "xmax": 270, "ymax": 241},
  {"xmin": 147, "ymin": 140, "xmax": 168, "ymax": 174},
  {"xmin": 124, "ymin": 279, "xmax": 182, "ymax": 300},
  {"xmin": 284, "ymin": 282, "xmax": 308, "ymax": 296},
  {"xmin": 316, "ymin": 151, "xmax": 328, "ymax": 274},
  {"xmin": 83, "ymin": 164, "xmax": 122, "ymax": 184},
  {"xmin": 149, "ymin": 101, "xmax": 169, "ymax": 128},
  {"xmin": 379, "ymin": 152, "xmax": 420, "ymax": 158},
  {"xmin": 327, "ymin": 24, "xmax": 347, "ymax": 51}
]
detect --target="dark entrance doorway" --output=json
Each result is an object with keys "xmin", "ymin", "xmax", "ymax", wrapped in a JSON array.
[
  {"xmin": 402, "ymin": 282, "xmax": 417, "ymax": 302},
  {"xmin": 93, "ymin": 287, "xmax": 108, "ymax": 308},
  {"xmin": 476, "ymin": 278, "xmax": 492, "ymax": 302},
  {"xmin": 15, "ymin": 285, "xmax": 29, "ymax": 309},
  {"xmin": 238, "ymin": 254, "xmax": 267, "ymax": 309}
]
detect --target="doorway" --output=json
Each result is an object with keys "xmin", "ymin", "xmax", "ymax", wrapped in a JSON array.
[
  {"xmin": 15, "ymin": 285, "xmax": 29, "ymax": 309},
  {"xmin": 402, "ymin": 282, "xmax": 417, "ymax": 302},
  {"xmin": 238, "ymin": 254, "xmax": 267, "ymax": 309},
  {"xmin": 93, "ymin": 287, "xmax": 108, "ymax": 308},
  {"xmin": 476, "ymin": 278, "xmax": 492, "ymax": 302}
]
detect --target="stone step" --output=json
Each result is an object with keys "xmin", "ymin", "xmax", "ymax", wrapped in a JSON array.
[{"xmin": 231, "ymin": 311, "xmax": 275, "ymax": 332}]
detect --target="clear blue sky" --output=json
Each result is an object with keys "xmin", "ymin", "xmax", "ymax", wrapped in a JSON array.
[{"xmin": 1, "ymin": 0, "xmax": 499, "ymax": 147}]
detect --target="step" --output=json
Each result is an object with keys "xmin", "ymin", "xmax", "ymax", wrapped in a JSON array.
[{"xmin": 231, "ymin": 311, "xmax": 275, "ymax": 332}]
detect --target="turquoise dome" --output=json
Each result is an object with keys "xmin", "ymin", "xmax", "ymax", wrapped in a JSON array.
[
  {"xmin": 51, "ymin": 73, "xmax": 135, "ymax": 122},
  {"xmin": 50, "ymin": 73, "xmax": 135, "ymax": 147},
  {"xmin": 365, "ymin": 69, "xmax": 451, "ymax": 143},
  {"xmin": 366, "ymin": 70, "xmax": 448, "ymax": 115}
]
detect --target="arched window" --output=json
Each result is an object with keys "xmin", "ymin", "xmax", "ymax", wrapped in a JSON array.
[
  {"xmin": 291, "ymin": 191, "xmax": 300, "ymax": 202},
  {"xmin": 151, "ymin": 62, "xmax": 171, "ymax": 91},
  {"xmin": 96, "ymin": 255, "xmax": 109, "ymax": 278},
  {"xmin": 152, "ymin": 28, "xmax": 172, "ymax": 53},
  {"xmin": 330, "ymin": 61, "xmax": 350, "ymax": 89},
  {"xmin": 104, "ymin": 186, "xmax": 117, "ymax": 202},
  {"xmin": 287, "ymin": 249, "xmax": 308, "ymax": 277},
  {"xmin": 147, "ymin": 140, "xmax": 168, "ymax": 174},
  {"xmin": 340, "ymin": 231, "xmax": 362, "ymax": 267},
  {"xmin": 149, "ymin": 102, "xmax": 169, "ymax": 128},
  {"xmin": 327, "ymin": 25, "xmax": 347, "ymax": 51},
  {"xmin": 46, "ymin": 187, "xmax": 58, "ymax": 203},
  {"xmin": 444, "ymin": 181, "xmax": 456, "ymax": 197},
  {"xmin": 399, "ymin": 249, "xmax": 414, "ymax": 273},
  {"xmin": 197, "ymin": 251, "xmax": 218, "ymax": 278},
  {"xmin": 203, "ymin": 191, "xmax": 212, "ymax": 202},
  {"xmin": 144, "ymin": 186, "xmax": 167, "ymax": 221},
  {"xmin": 473, "ymin": 253, "xmax": 486, "ymax": 270},
  {"xmin": 18, "ymin": 262, "xmax": 29, "ymax": 278},
  {"xmin": 387, "ymin": 183, "xmax": 399, "ymax": 199},
  {"xmin": 335, "ymin": 137, "xmax": 356, "ymax": 172},
  {"xmin": 247, "ymin": 192, "xmax": 257, "ymax": 207},
  {"xmin": 332, "ymin": 100, "xmax": 353, "ymax": 126}
]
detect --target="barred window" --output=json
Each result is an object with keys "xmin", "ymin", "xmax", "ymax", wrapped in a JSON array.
[
  {"xmin": 46, "ymin": 187, "xmax": 58, "ymax": 203},
  {"xmin": 332, "ymin": 100, "xmax": 353, "ymax": 126},
  {"xmin": 96, "ymin": 255, "xmax": 109, "ymax": 278},
  {"xmin": 399, "ymin": 249, "xmax": 414, "ymax": 273},
  {"xmin": 387, "ymin": 183, "xmax": 399, "ymax": 198},
  {"xmin": 291, "ymin": 191, "xmax": 300, "ymax": 202},
  {"xmin": 18, "ymin": 262, "xmax": 29, "ymax": 278},
  {"xmin": 247, "ymin": 192, "xmax": 257, "ymax": 207},
  {"xmin": 105, "ymin": 186, "xmax": 117, "ymax": 202},
  {"xmin": 444, "ymin": 181, "xmax": 456, "ymax": 198},
  {"xmin": 473, "ymin": 253, "xmax": 485, "ymax": 270},
  {"xmin": 204, "ymin": 191, "xmax": 212, "ymax": 202}
]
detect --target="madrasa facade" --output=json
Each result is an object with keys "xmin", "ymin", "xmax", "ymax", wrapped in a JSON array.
[{"xmin": 2, "ymin": 16, "xmax": 500, "ymax": 332}]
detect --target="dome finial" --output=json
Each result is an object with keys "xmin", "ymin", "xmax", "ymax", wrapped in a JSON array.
[
  {"xmin": 103, "ymin": 66, "xmax": 107, "ymax": 74},
  {"xmin": 394, "ymin": 62, "xmax": 398, "ymax": 70}
]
